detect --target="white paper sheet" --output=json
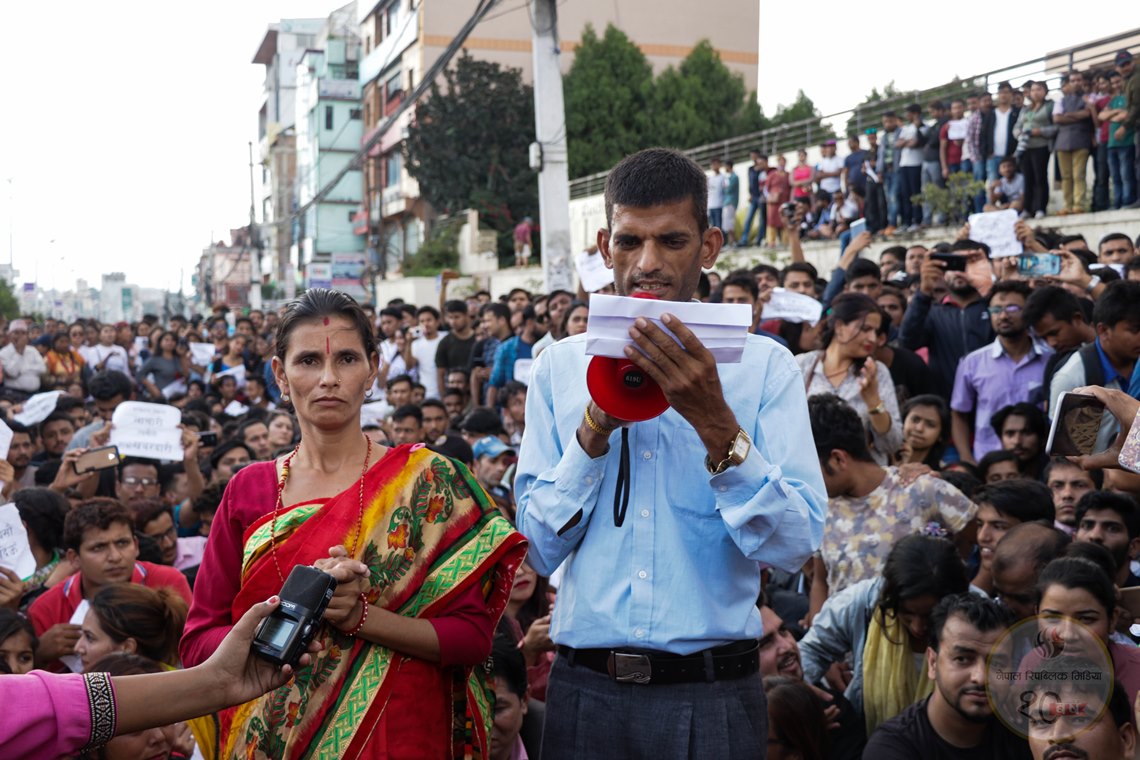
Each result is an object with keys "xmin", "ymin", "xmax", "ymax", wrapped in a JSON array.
[
  {"xmin": 188, "ymin": 342, "xmax": 216, "ymax": 366},
  {"xmin": 968, "ymin": 209, "xmax": 1022, "ymax": 258},
  {"xmin": 13, "ymin": 391, "xmax": 63, "ymax": 426},
  {"xmin": 761, "ymin": 288, "xmax": 825, "ymax": 326},
  {"xmin": 215, "ymin": 363, "xmax": 247, "ymax": 389},
  {"xmin": 224, "ymin": 400, "xmax": 250, "ymax": 417},
  {"xmin": 574, "ymin": 249, "xmax": 614, "ymax": 293},
  {"xmin": 360, "ymin": 401, "xmax": 392, "ymax": 428},
  {"xmin": 584, "ymin": 294, "xmax": 752, "ymax": 363},
  {"xmin": 58, "ymin": 600, "xmax": 89, "ymax": 673},
  {"xmin": 0, "ymin": 502, "xmax": 35, "ymax": 580},
  {"xmin": 110, "ymin": 401, "xmax": 184, "ymax": 460},
  {"xmin": 0, "ymin": 418, "xmax": 13, "ymax": 461}
]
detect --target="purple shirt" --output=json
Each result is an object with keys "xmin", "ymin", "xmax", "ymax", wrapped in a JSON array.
[{"xmin": 950, "ymin": 338, "xmax": 1052, "ymax": 461}]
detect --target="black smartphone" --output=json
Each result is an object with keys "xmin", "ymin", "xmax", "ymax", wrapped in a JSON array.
[
  {"xmin": 930, "ymin": 252, "xmax": 968, "ymax": 272},
  {"xmin": 1046, "ymin": 392, "xmax": 1106, "ymax": 457},
  {"xmin": 74, "ymin": 445, "xmax": 121, "ymax": 474},
  {"xmin": 197, "ymin": 431, "xmax": 218, "ymax": 447}
]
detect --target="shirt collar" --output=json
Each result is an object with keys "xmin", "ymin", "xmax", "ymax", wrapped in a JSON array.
[
  {"xmin": 988, "ymin": 337, "xmax": 1048, "ymax": 360},
  {"xmin": 1096, "ymin": 338, "xmax": 1121, "ymax": 385}
]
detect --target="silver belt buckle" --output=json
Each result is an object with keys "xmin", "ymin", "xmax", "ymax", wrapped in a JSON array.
[{"xmin": 609, "ymin": 652, "xmax": 652, "ymax": 684}]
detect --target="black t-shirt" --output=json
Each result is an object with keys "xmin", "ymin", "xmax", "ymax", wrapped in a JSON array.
[
  {"xmin": 885, "ymin": 344, "xmax": 933, "ymax": 404},
  {"xmin": 436, "ymin": 332, "xmax": 476, "ymax": 374},
  {"xmin": 824, "ymin": 688, "xmax": 866, "ymax": 760},
  {"xmin": 862, "ymin": 698, "xmax": 1032, "ymax": 760}
]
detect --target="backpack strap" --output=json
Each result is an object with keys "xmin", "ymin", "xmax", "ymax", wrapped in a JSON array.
[{"xmin": 1079, "ymin": 342, "xmax": 1106, "ymax": 388}]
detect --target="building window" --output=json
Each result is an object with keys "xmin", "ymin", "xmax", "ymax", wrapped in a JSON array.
[
  {"xmin": 325, "ymin": 106, "xmax": 334, "ymax": 130},
  {"xmin": 350, "ymin": 108, "xmax": 362, "ymax": 120},
  {"xmin": 386, "ymin": 152, "xmax": 401, "ymax": 187}
]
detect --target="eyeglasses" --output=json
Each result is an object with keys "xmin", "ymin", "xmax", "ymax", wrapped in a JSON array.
[
  {"xmin": 121, "ymin": 477, "xmax": 158, "ymax": 487},
  {"xmin": 987, "ymin": 304, "xmax": 1023, "ymax": 316}
]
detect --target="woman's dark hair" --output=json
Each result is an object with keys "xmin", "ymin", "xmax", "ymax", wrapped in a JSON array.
[
  {"xmin": 513, "ymin": 566, "xmax": 551, "ymax": 635},
  {"xmin": 87, "ymin": 652, "xmax": 163, "ymax": 677},
  {"xmin": 0, "ymin": 608, "xmax": 37, "ymax": 653},
  {"xmin": 560, "ymin": 300, "xmax": 589, "ymax": 337},
  {"xmin": 13, "ymin": 487, "xmax": 68, "ymax": 554},
  {"xmin": 820, "ymin": 292, "xmax": 880, "ymax": 349},
  {"xmin": 89, "ymin": 584, "xmax": 188, "ymax": 666},
  {"xmin": 1062, "ymin": 541, "xmax": 1119, "ymax": 584},
  {"xmin": 1036, "ymin": 556, "xmax": 1117, "ymax": 620},
  {"xmin": 976, "ymin": 449, "xmax": 1020, "ymax": 483},
  {"xmin": 941, "ymin": 469, "xmax": 982, "ymax": 500},
  {"xmin": 974, "ymin": 479, "xmax": 1055, "ymax": 523},
  {"xmin": 275, "ymin": 288, "xmax": 377, "ymax": 363},
  {"xmin": 763, "ymin": 676, "xmax": 829, "ymax": 760},
  {"xmin": 155, "ymin": 331, "xmax": 178, "ymax": 359},
  {"xmin": 876, "ymin": 535, "xmax": 968, "ymax": 626},
  {"xmin": 901, "ymin": 394, "xmax": 950, "ymax": 467}
]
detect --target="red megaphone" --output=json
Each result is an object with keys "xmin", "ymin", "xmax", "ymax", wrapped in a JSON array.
[{"xmin": 586, "ymin": 293, "xmax": 670, "ymax": 423}]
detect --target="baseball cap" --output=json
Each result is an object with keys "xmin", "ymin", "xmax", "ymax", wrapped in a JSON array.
[
  {"xmin": 473, "ymin": 435, "xmax": 512, "ymax": 460},
  {"xmin": 1116, "ymin": 50, "xmax": 1134, "ymax": 66}
]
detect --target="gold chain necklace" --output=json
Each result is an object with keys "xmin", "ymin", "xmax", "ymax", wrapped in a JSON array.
[{"xmin": 270, "ymin": 434, "xmax": 372, "ymax": 582}]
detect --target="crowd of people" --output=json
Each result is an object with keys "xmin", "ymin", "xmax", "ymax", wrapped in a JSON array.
[
  {"xmin": 1, "ymin": 139, "xmax": 1140, "ymax": 758},
  {"xmin": 712, "ymin": 50, "xmax": 1140, "ymax": 251}
]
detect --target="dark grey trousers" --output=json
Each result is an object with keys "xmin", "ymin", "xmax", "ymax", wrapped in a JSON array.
[{"xmin": 540, "ymin": 653, "xmax": 768, "ymax": 759}]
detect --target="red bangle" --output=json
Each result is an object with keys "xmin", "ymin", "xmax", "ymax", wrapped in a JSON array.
[{"xmin": 347, "ymin": 593, "xmax": 369, "ymax": 637}]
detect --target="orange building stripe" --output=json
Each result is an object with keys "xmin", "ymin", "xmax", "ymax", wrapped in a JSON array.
[{"xmin": 422, "ymin": 34, "xmax": 758, "ymax": 65}]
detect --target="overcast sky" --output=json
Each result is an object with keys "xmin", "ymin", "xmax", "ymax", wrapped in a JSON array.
[{"xmin": 0, "ymin": 2, "xmax": 1136, "ymax": 293}]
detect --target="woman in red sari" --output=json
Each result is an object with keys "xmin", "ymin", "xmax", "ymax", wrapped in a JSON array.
[{"xmin": 180, "ymin": 289, "xmax": 527, "ymax": 760}]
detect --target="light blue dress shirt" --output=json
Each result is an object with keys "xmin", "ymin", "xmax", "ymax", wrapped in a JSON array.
[{"xmin": 515, "ymin": 332, "xmax": 827, "ymax": 655}]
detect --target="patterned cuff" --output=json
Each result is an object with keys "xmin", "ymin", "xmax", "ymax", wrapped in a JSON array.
[{"xmin": 81, "ymin": 671, "xmax": 117, "ymax": 751}]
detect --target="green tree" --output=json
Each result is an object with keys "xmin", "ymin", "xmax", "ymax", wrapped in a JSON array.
[
  {"xmin": 404, "ymin": 53, "xmax": 537, "ymax": 261},
  {"xmin": 0, "ymin": 279, "xmax": 19, "ymax": 320},
  {"xmin": 564, "ymin": 23, "xmax": 654, "ymax": 178},
  {"xmin": 648, "ymin": 40, "xmax": 746, "ymax": 149},
  {"xmin": 733, "ymin": 91, "xmax": 769, "ymax": 135},
  {"xmin": 844, "ymin": 81, "xmax": 903, "ymax": 136},
  {"xmin": 767, "ymin": 90, "xmax": 835, "ymax": 153}
]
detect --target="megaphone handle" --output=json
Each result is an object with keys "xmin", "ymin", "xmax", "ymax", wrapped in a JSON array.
[{"xmin": 613, "ymin": 428, "xmax": 631, "ymax": 527}]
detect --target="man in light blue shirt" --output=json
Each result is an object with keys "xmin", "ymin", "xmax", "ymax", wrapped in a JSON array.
[{"xmin": 515, "ymin": 148, "xmax": 827, "ymax": 758}]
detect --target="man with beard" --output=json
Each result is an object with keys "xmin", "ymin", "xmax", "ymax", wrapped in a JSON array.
[
  {"xmin": 899, "ymin": 242, "xmax": 995, "ymax": 400},
  {"xmin": 758, "ymin": 597, "xmax": 865, "ymax": 760},
  {"xmin": 6, "ymin": 421, "xmax": 38, "ymax": 488},
  {"xmin": 863, "ymin": 593, "xmax": 1030, "ymax": 759},
  {"xmin": 1043, "ymin": 458, "xmax": 1098, "ymax": 535},
  {"xmin": 1026, "ymin": 663, "xmax": 1134, "ymax": 760},
  {"xmin": 951, "ymin": 280, "xmax": 1049, "ymax": 465},
  {"xmin": 1074, "ymin": 490, "xmax": 1140, "ymax": 587},
  {"xmin": 991, "ymin": 403, "xmax": 1049, "ymax": 479}
]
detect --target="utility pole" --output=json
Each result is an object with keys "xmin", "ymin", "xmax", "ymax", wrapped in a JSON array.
[
  {"xmin": 529, "ymin": 0, "xmax": 574, "ymax": 293},
  {"xmin": 248, "ymin": 141, "xmax": 263, "ymax": 311}
]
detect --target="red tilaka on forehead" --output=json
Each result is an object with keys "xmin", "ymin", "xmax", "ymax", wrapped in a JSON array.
[
  {"xmin": 323, "ymin": 317, "xmax": 330, "ymax": 326},
  {"xmin": 324, "ymin": 317, "xmax": 331, "ymax": 354}
]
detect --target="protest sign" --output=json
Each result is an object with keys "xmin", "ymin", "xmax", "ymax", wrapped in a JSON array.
[
  {"xmin": 586, "ymin": 294, "xmax": 752, "ymax": 363},
  {"xmin": 761, "ymin": 288, "xmax": 825, "ymax": 326},
  {"xmin": 59, "ymin": 600, "xmax": 89, "ymax": 674},
  {"xmin": 0, "ymin": 502, "xmax": 36, "ymax": 580},
  {"xmin": 574, "ymin": 248, "xmax": 614, "ymax": 293},
  {"xmin": 224, "ymin": 400, "xmax": 250, "ymax": 417},
  {"xmin": 0, "ymin": 418, "xmax": 13, "ymax": 461},
  {"xmin": 110, "ymin": 401, "xmax": 184, "ymax": 460},
  {"xmin": 13, "ymin": 391, "xmax": 63, "ymax": 426},
  {"xmin": 968, "ymin": 209, "xmax": 1022, "ymax": 258},
  {"xmin": 188, "ymin": 342, "xmax": 216, "ymax": 366}
]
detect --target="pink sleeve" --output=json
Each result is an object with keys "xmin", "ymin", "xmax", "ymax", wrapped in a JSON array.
[
  {"xmin": 1, "ymin": 671, "xmax": 105, "ymax": 757},
  {"xmin": 428, "ymin": 582, "xmax": 496, "ymax": 667},
  {"xmin": 179, "ymin": 479, "xmax": 248, "ymax": 667}
]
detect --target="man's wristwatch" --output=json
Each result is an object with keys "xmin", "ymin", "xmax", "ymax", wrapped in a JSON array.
[
  {"xmin": 706, "ymin": 428, "xmax": 752, "ymax": 475},
  {"xmin": 1086, "ymin": 275, "xmax": 1101, "ymax": 293}
]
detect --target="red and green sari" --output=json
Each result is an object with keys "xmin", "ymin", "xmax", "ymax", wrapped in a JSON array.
[{"xmin": 219, "ymin": 445, "xmax": 527, "ymax": 759}]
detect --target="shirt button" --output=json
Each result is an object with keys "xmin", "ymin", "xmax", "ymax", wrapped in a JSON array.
[
  {"xmin": 634, "ymin": 628, "xmax": 645, "ymax": 639},
  {"xmin": 718, "ymin": 485, "xmax": 728, "ymax": 492},
  {"xmin": 585, "ymin": 476, "xmax": 594, "ymax": 485},
  {"xmin": 640, "ymin": 509, "xmax": 650, "ymax": 518},
  {"xmin": 638, "ymin": 570, "xmax": 647, "ymax": 579},
  {"xmin": 642, "ymin": 450, "xmax": 652, "ymax": 460}
]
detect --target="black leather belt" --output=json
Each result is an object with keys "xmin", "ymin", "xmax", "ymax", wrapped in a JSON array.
[{"xmin": 557, "ymin": 640, "xmax": 759, "ymax": 685}]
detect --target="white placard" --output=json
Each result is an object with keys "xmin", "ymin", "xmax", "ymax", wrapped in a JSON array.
[
  {"xmin": 585, "ymin": 294, "xmax": 752, "ymax": 363},
  {"xmin": 188, "ymin": 342, "xmax": 216, "ymax": 366},
  {"xmin": 574, "ymin": 249, "xmax": 614, "ymax": 293},
  {"xmin": 513, "ymin": 358, "xmax": 534, "ymax": 386},
  {"xmin": 761, "ymin": 288, "xmax": 825, "ymax": 326},
  {"xmin": 0, "ymin": 502, "xmax": 36, "ymax": 580},
  {"xmin": 223, "ymin": 400, "xmax": 250, "ymax": 417},
  {"xmin": 133, "ymin": 336, "xmax": 150, "ymax": 353},
  {"xmin": 968, "ymin": 209, "xmax": 1023, "ymax": 258},
  {"xmin": 13, "ymin": 391, "xmax": 63, "ymax": 426},
  {"xmin": 360, "ymin": 401, "xmax": 391, "ymax": 428},
  {"xmin": 161, "ymin": 379, "xmax": 188, "ymax": 399},
  {"xmin": 215, "ymin": 363, "xmax": 247, "ymax": 389},
  {"xmin": 946, "ymin": 119, "xmax": 968, "ymax": 140},
  {"xmin": 110, "ymin": 401, "xmax": 184, "ymax": 460},
  {"xmin": 0, "ymin": 418, "xmax": 13, "ymax": 461},
  {"xmin": 59, "ymin": 600, "xmax": 89, "ymax": 673}
]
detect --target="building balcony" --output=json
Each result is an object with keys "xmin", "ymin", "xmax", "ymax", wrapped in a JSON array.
[
  {"xmin": 318, "ymin": 78, "xmax": 360, "ymax": 100},
  {"xmin": 382, "ymin": 185, "xmax": 405, "ymax": 218}
]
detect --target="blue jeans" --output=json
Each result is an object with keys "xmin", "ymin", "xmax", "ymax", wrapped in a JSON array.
[
  {"xmin": 1094, "ymin": 143, "xmax": 1110, "ymax": 211},
  {"xmin": 740, "ymin": 198, "xmax": 765, "ymax": 245},
  {"xmin": 883, "ymin": 170, "xmax": 899, "ymax": 227},
  {"xmin": 898, "ymin": 166, "xmax": 923, "ymax": 226},
  {"xmin": 971, "ymin": 158, "xmax": 988, "ymax": 212},
  {"xmin": 709, "ymin": 207, "xmax": 722, "ymax": 230},
  {"xmin": 921, "ymin": 160, "xmax": 944, "ymax": 224},
  {"xmin": 1109, "ymin": 144, "xmax": 1137, "ymax": 208}
]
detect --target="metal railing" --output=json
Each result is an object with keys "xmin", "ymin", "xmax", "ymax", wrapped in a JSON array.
[{"xmin": 568, "ymin": 27, "xmax": 1140, "ymax": 200}]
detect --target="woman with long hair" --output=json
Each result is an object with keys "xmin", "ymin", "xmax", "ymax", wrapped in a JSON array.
[
  {"xmin": 138, "ymin": 331, "xmax": 187, "ymax": 401},
  {"xmin": 265, "ymin": 410, "xmax": 298, "ymax": 452},
  {"xmin": 502, "ymin": 559, "xmax": 554, "ymax": 701},
  {"xmin": 0, "ymin": 608, "xmax": 36, "ymax": 675},
  {"xmin": 182, "ymin": 288, "xmax": 526, "ymax": 759},
  {"xmin": 896, "ymin": 394, "xmax": 950, "ymax": 469},
  {"xmin": 797, "ymin": 293, "xmax": 902, "ymax": 463},
  {"xmin": 44, "ymin": 331, "xmax": 86, "ymax": 392},
  {"xmin": 75, "ymin": 584, "xmax": 188, "ymax": 671},
  {"xmin": 764, "ymin": 676, "xmax": 829, "ymax": 760},
  {"xmin": 560, "ymin": 301, "xmax": 589, "ymax": 338},
  {"xmin": 799, "ymin": 534, "xmax": 968, "ymax": 732},
  {"xmin": 1013, "ymin": 80, "xmax": 1057, "ymax": 219}
]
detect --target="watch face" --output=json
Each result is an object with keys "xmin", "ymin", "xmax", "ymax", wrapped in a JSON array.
[{"xmin": 730, "ymin": 431, "xmax": 751, "ymax": 461}]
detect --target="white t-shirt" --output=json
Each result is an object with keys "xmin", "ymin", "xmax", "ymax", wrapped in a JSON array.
[
  {"xmin": 815, "ymin": 156, "xmax": 844, "ymax": 193},
  {"xmin": 411, "ymin": 335, "xmax": 443, "ymax": 399},
  {"xmin": 992, "ymin": 108, "xmax": 1012, "ymax": 158},
  {"xmin": 707, "ymin": 171, "xmax": 724, "ymax": 209},
  {"xmin": 899, "ymin": 124, "xmax": 924, "ymax": 167},
  {"xmin": 80, "ymin": 344, "xmax": 133, "ymax": 377}
]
